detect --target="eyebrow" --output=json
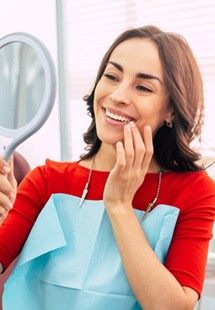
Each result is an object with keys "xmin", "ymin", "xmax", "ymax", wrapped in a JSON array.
[{"xmin": 107, "ymin": 61, "xmax": 163, "ymax": 85}]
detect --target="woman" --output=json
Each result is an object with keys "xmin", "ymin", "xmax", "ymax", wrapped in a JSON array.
[{"xmin": 0, "ymin": 25, "xmax": 215, "ymax": 310}]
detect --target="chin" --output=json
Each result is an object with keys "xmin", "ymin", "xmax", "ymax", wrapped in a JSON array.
[{"xmin": 97, "ymin": 131, "xmax": 122, "ymax": 146}]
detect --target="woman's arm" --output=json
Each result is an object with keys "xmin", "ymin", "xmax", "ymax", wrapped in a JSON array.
[
  {"xmin": 106, "ymin": 205, "xmax": 198, "ymax": 310},
  {"xmin": 104, "ymin": 122, "xmax": 198, "ymax": 310}
]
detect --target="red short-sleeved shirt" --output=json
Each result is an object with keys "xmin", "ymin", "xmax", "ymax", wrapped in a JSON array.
[{"xmin": 0, "ymin": 159, "xmax": 215, "ymax": 296}]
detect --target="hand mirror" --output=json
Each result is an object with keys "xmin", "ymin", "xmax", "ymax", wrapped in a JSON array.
[{"xmin": 0, "ymin": 32, "xmax": 56, "ymax": 161}]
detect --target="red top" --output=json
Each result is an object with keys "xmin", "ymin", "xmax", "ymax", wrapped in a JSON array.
[{"xmin": 0, "ymin": 159, "xmax": 215, "ymax": 296}]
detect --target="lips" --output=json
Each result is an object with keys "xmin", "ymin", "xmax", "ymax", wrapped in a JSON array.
[{"xmin": 103, "ymin": 107, "xmax": 136, "ymax": 123}]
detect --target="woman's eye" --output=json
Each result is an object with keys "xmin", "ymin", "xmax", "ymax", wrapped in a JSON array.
[
  {"xmin": 103, "ymin": 73, "xmax": 118, "ymax": 81},
  {"xmin": 137, "ymin": 85, "xmax": 152, "ymax": 92}
]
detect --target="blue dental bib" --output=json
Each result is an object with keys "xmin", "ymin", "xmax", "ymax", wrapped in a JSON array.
[{"xmin": 3, "ymin": 194, "xmax": 179, "ymax": 310}]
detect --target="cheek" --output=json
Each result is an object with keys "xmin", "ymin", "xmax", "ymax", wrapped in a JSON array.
[
  {"xmin": 94, "ymin": 81, "xmax": 104, "ymax": 98},
  {"xmin": 136, "ymin": 108, "xmax": 166, "ymax": 136},
  {"xmin": 93, "ymin": 87, "xmax": 101, "ymax": 113},
  {"xmin": 94, "ymin": 83, "xmax": 110, "ymax": 114},
  {"xmin": 95, "ymin": 80, "xmax": 112, "ymax": 100}
]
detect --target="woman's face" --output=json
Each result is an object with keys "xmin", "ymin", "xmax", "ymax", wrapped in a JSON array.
[{"xmin": 94, "ymin": 38, "xmax": 172, "ymax": 145}]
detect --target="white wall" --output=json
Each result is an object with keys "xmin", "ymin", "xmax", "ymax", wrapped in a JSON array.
[{"xmin": 0, "ymin": 0, "xmax": 61, "ymax": 168}]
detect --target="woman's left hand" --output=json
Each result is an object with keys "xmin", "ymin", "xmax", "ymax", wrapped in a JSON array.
[
  {"xmin": 103, "ymin": 122, "xmax": 153, "ymax": 210},
  {"xmin": 0, "ymin": 155, "xmax": 17, "ymax": 224}
]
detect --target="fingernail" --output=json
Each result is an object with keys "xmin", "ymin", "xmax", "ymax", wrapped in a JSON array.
[
  {"xmin": 9, "ymin": 192, "xmax": 14, "ymax": 200},
  {"xmin": 129, "ymin": 121, "xmax": 135, "ymax": 127},
  {"xmin": 116, "ymin": 141, "xmax": 123, "ymax": 148},
  {"xmin": 3, "ymin": 166, "xmax": 10, "ymax": 174},
  {"xmin": 125, "ymin": 124, "xmax": 131, "ymax": 132},
  {"xmin": 145, "ymin": 125, "xmax": 151, "ymax": 133},
  {"xmin": 8, "ymin": 202, "xmax": 13, "ymax": 210}
]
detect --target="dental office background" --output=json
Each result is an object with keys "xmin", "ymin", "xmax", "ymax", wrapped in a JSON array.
[{"xmin": 0, "ymin": 1, "xmax": 215, "ymax": 309}]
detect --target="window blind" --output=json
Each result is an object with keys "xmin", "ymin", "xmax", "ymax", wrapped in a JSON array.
[
  {"xmin": 58, "ymin": 0, "xmax": 215, "ymax": 170},
  {"xmin": 136, "ymin": 0, "xmax": 215, "ymax": 162},
  {"xmin": 58, "ymin": 0, "xmax": 138, "ymax": 160}
]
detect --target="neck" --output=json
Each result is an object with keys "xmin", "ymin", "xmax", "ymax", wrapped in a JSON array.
[{"xmin": 94, "ymin": 143, "xmax": 117, "ymax": 171}]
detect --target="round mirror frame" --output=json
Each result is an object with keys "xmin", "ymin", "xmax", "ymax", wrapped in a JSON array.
[{"xmin": 0, "ymin": 32, "xmax": 56, "ymax": 161}]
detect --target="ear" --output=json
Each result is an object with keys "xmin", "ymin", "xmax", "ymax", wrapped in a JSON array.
[{"xmin": 165, "ymin": 109, "xmax": 175, "ymax": 124}]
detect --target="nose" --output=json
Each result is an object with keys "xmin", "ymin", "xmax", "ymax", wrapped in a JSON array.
[{"xmin": 109, "ymin": 82, "xmax": 131, "ymax": 105}]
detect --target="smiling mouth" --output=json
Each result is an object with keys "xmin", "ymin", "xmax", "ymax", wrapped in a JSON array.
[{"xmin": 104, "ymin": 108, "xmax": 133, "ymax": 123}]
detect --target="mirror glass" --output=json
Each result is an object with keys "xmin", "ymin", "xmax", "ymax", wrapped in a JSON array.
[
  {"xmin": 0, "ymin": 42, "xmax": 45, "ymax": 129},
  {"xmin": 0, "ymin": 32, "xmax": 56, "ymax": 161}
]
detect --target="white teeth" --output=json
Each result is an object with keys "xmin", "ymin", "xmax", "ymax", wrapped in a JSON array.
[{"xmin": 106, "ymin": 110, "xmax": 131, "ymax": 122}]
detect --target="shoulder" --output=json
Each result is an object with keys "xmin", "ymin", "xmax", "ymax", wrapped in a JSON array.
[
  {"xmin": 160, "ymin": 170, "xmax": 215, "ymax": 214},
  {"xmin": 30, "ymin": 159, "xmax": 79, "ymax": 176},
  {"xmin": 44, "ymin": 159, "xmax": 78, "ymax": 173},
  {"xmin": 20, "ymin": 159, "xmax": 81, "ymax": 188},
  {"xmin": 164, "ymin": 170, "xmax": 215, "ymax": 193},
  {"xmin": 184, "ymin": 170, "xmax": 215, "ymax": 196},
  {"xmin": 17, "ymin": 159, "xmax": 84, "ymax": 200}
]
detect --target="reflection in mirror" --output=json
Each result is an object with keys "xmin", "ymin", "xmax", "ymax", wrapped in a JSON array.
[
  {"xmin": 0, "ymin": 32, "xmax": 56, "ymax": 161},
  {"xmin": 0, "ymin": 42, "xmax": 45, "ymax": 129}
]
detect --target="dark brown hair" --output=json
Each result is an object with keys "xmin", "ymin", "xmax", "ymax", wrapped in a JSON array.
[{"xmin": 81, "ymin": 25, "xmax": 204, "ymax": 172}]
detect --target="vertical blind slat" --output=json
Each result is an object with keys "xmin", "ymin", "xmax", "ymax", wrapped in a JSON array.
[{"xmin": 60, "ymin": 0, "xmax": 215, "ymax": 161}]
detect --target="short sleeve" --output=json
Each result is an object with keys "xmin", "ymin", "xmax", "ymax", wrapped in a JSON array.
[{"xmin": 165, "ymin": 174, "xmax": 215, "ymax": 296}]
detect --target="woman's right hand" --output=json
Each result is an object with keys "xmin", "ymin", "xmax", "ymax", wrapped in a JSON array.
[{"xmin": 0, "ymin": 156, "xmax": 17, "ymax": 223}]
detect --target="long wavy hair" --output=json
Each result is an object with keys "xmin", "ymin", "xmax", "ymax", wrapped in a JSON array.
[{"xmin": 80, "ymin": 25, "xmax": 204, "ymax": 172}]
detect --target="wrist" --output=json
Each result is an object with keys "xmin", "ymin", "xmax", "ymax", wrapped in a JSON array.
[{"xmin": 104, "ymin": 201, "xmax": 134, "ymax": 217}]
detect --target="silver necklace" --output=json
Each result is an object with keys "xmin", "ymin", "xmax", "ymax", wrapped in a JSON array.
[
  {"xmin": 79, "ymin": 155, "xmax": 163, "ymax": 218},
  {"xmin": 79, "ymin": 154, "xmax": 96, "ymax": 207},
  {"xmin": 142, "ymin": 169, "xmax": 163, "ymax": 220}
]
